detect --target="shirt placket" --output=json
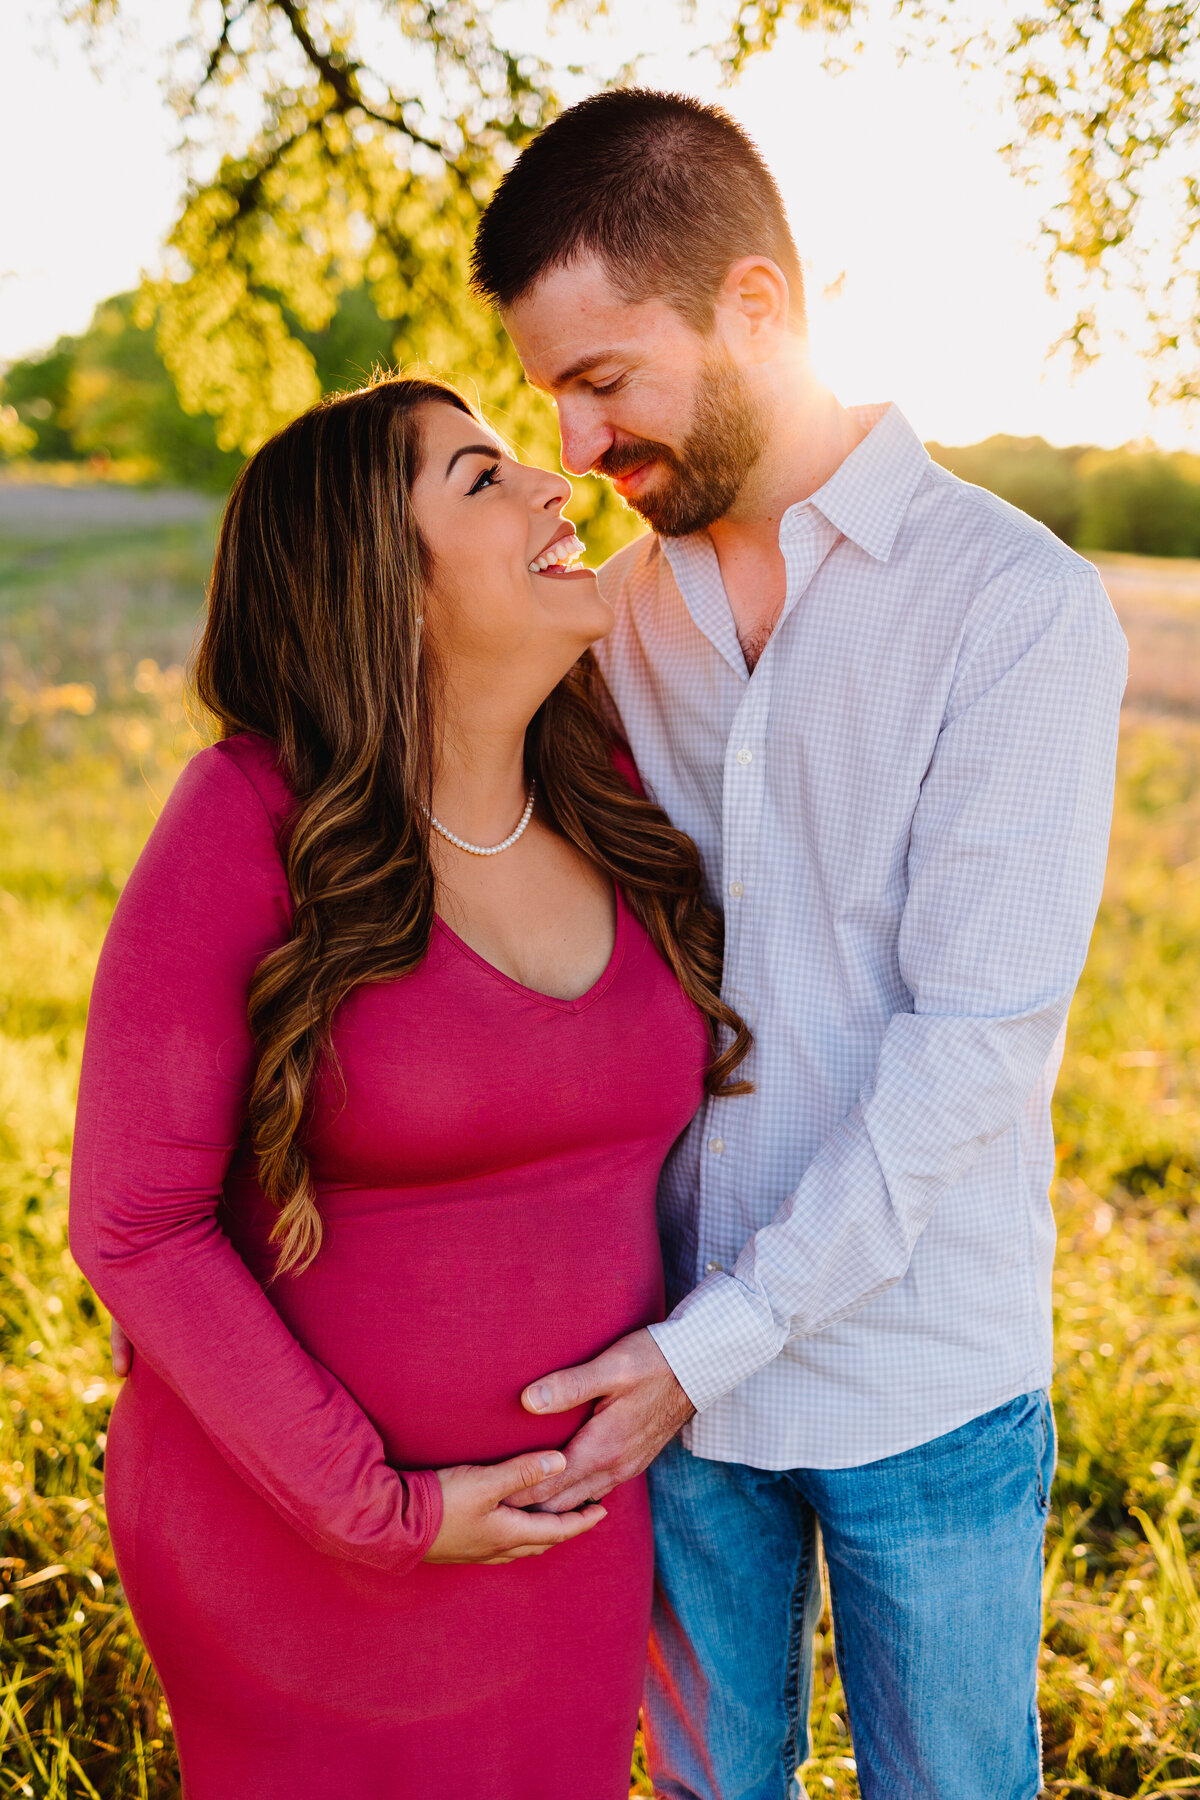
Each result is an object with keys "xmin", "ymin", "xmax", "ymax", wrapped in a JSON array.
[
  {"xmin": 694, "ymin": 660, "xmax": 771, "ymax": 1283},
  {"xmin": 691, "ymin": 508, "xmax": 839, "ymax": 1287}
]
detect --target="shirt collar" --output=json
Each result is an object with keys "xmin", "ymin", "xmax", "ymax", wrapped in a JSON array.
[
  {"xmin": 659, "ymin": 531, "xmax": 748, "ymax": 680},
  {"xmin": 798, "ymin": 402, "xmax": 930, "ymax": 563},
  {"xmin": 656, "ymin": 401, "xmax": 929, "ymax": 677}
]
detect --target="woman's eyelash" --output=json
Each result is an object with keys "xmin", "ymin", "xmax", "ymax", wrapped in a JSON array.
[
  {"xmin": 468, "ymin": 462, "xmax": 502, "ymax": 494},
  {"xmin": 592, "ymin": 378, "xmax": 624, "ymax": 396}
]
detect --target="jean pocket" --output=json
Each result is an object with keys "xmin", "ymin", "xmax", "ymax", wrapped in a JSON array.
[{"xmin": 1035, "ymin": 1391, "xmax": 1057, "ymax": 1515}]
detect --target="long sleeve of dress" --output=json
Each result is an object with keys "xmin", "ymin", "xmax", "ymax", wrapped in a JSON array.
[{"xmin": 69, "ymin": 743, "xmax": 442, "ymax": 1571}]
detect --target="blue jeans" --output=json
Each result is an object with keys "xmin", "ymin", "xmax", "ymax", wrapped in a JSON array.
[{"xmin": 644, "ymin": 1391, "xmax": 1055, "ymax": 1800}]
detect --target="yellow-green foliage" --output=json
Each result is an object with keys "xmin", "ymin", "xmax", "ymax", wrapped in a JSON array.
[
  {"xmin": 929, "ymin": 437, "xmax": 1200, "ymax": 560},
  {"xmin": 2, "ymin": 520, "xmax": 1199, "ymax": 1796}
]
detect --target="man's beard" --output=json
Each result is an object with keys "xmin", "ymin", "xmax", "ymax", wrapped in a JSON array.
[{"xmin": 594, "ymin": 353, "xmax": 768, "ymax": 538}]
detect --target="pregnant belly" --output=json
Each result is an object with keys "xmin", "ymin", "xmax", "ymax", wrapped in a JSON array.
[{"xmin": 247, "ymin": 1169, "xmax": 666, "ymax": 1470}]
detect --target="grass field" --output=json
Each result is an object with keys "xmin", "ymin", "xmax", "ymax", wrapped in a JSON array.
[{"xmin": 1, "ymin": 489, "xmax": 1199, "ymax": 1798}]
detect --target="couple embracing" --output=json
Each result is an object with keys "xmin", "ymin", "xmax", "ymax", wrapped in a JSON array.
[{"xmin": 71, "ymin": 89, "xmax": 1126, "ymax": 1800}]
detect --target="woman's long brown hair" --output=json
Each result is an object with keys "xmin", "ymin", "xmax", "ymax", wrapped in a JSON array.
[{"xmin": 195, "ymin": 374, "xmax": 751, "ymax": 1275}]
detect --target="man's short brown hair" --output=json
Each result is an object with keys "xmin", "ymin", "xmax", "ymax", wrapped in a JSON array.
[{"xmin": 470, "ymin": 88, "xmax": 807, "ymax": 336}]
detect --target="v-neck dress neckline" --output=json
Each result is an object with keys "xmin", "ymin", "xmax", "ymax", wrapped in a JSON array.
[{"xmin": 432, "ymin": 882, "xmax": 628, "ymax": 1014}]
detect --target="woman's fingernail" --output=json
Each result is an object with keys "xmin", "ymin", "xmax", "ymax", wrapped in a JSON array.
[
  {"xmin": 539, "ymin": 1453, "xmax": 563, "ymax": 1474},
  {"xmin": 530, "ymin": 1384, "xmax": 550, "ymax": 1411}
]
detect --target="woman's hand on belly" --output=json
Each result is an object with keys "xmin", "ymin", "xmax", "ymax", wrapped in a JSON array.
[{"xmin": 424, "ymin": 1448, "xmax": 608, "ymax": 1566}]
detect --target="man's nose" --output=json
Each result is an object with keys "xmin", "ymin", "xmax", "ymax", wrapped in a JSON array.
[{"xmin": 556, "ymin": 403, "xmax": 613, "ymax": 479}]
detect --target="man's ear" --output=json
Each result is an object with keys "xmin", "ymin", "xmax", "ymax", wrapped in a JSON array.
[{"xmin": 715, "ymin": 256, "xmax": 791, "ymax": 361}]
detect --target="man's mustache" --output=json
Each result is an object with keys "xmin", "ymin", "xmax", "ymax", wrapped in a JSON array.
[{"xmin": 593, "ymin": 438, "xmax": 679, "ymax": 480}]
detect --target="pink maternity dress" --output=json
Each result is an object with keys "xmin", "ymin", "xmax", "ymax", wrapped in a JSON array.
[{"xmin": 69, "ymin": 732, "xmax": 709, "ymax": 1800}]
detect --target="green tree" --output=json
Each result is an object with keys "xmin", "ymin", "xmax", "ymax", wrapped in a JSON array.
[
  {"xmin": 2, "ymin": 286, "xmax": 427, "ymax": 494},
  {"xmin": 61, "ymin": 294, "xmax": 245, "ymax": 488},
  {"xmin": 3, "ymin": 342, "xmax": 77, "ymax": 462},
  {"xmin": 58, "ymin": 2, "xmax": 580, "ymax": 457},
  {"xmin": 928, "ymin": 435, "xmax": 1088, "ymax": 546},
  {"xmin": 55, "ymin": 1, "xmax": 1200, "ymax": 476},
  {"xmin": 1077, "ymin": 446, "xmax": 1200, "ymax": 554},
  {"xmin": 927, "ymin": 432, "xmax": 1200, "ymax": 556},
  {"xmin": 1, "ymin": 295, "xmax": 244, "ymax": 489},
  {"xmin": 56, "ymin": 3, "xmax": 645, "ymax": 552}
]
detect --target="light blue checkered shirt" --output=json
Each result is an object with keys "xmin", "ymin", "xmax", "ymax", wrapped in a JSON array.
[{"xmin": 594, "ymin": 403, "xmax": 1127, "ymax": 1470}]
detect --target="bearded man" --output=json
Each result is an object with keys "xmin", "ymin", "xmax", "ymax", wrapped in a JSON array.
[{"xmin": 470, "ymin": 88, "xmax": 1127, "ymax": 1800}]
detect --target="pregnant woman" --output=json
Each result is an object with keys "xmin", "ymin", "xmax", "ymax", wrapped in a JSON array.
[{"xmin": 70, "ymin": 375, "xmax": 750, "ymax": 1799}]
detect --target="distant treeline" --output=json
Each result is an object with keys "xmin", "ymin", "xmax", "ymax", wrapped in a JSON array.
[
  {"xmin": 3, "ymin": 290, "xmax": 1200, "ymax": 559},
  {"xmin": 0, "ymin": 289, "xmax": 399, "ymax": 494},
  {"xmin": 928, "ymin": 436, "xmax": 1200, "ymax": 559}
]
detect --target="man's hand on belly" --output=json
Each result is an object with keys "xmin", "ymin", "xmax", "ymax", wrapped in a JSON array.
[{"xmin": 513, "ymin": 1328, "xmax": 695, "ymax": 1513}]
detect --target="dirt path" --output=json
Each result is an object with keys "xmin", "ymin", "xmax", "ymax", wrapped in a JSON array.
[{"xmin": 0, "ymin": 484, "xmax": 217, "ymax": 530}]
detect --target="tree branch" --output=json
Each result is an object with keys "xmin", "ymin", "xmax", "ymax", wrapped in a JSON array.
[{"xmin": 269, "ymin": 0, "xmax": 451, "ymax": 158}]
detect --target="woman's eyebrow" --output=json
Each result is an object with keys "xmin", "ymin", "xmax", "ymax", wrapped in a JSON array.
[{"xmin": 445, "ymin": 442, "xmax": 503, "ymax": 477}]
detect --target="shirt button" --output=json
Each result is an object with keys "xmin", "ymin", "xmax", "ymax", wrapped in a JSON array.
[
  {"xmin": 709, "ymin": 1136, "xmax": 725, "ymax": 1156},
  {"xmin": 735, "ymin": 747, "xmax": 753, "ymax": 765},
  {"xmin": 728, "ymin": 879, "xmax": 744, "ymax": 899},
  {"xmin": 705, "ymin": 1260, "xmax": 724, "ymax": 1274}
]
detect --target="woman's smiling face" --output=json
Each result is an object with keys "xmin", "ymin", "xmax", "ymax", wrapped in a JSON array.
[{"xmin": 410, "ymin": 402, "xmax": 612, "ymax": 707}]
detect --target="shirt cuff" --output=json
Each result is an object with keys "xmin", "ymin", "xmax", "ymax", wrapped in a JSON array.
[{"xmin": 648, "ymin": 1272, "xmax": 784, "ymax": 1414}]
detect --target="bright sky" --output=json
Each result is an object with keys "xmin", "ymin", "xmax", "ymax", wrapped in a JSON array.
[{"xmin": 3, "ymin": 0, "xmax": 1198, "ymax": 452}]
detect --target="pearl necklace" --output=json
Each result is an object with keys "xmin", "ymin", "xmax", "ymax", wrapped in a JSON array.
[{"xmin": 424, "ymin": 780, "xmax": 537, "ymax": 857}]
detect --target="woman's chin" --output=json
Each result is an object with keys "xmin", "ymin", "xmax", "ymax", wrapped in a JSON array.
[
  {"xmin": 579, "ymin": 582, "xmax": 615, "ymax": 644},
  {"xmin": 532, "ymin": 567, "xmax": 613, "ymax": 638},
  {"xmin": 586, "ymin": 587, "xmax": 615, "ymax": 641}
]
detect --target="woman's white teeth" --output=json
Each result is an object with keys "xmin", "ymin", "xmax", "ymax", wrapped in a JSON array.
[{"xmin": 529, "ymin": 532, "xmax": 585, "ymax": 573}]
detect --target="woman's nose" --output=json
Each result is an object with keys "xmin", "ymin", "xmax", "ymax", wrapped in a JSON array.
[{"xmin": 530, "ymin": 465, "xmax": 572, "ymax": 513}]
